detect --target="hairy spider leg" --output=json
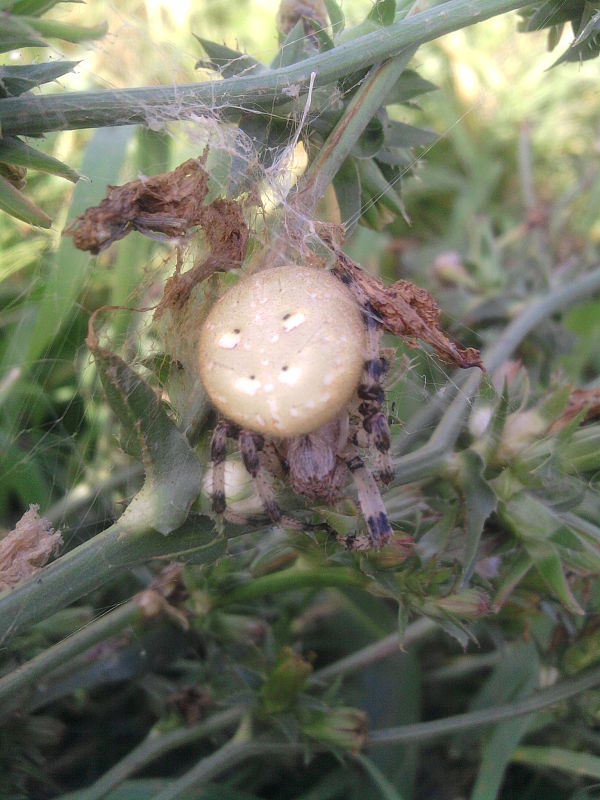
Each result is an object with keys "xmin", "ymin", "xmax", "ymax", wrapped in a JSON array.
[
  {"xmin": 331, "ymin": 259, "xmax": 394, "ymax": 484},
  {"xmin": 343, "ymin": 445, "xmax": 393, "ymax": 549},
  {"xmin": 238, "ymin": 430, "xmax": 284, "ymax": 524},
  {"xmin": 210, "ymin": 419, "xmax": 303, "ymax": 529},
  {"xmin": 210, "ymin": 418, "xmax": 231, "ymax": 516},
  {"xmin": 357, "ymin": 305, "xmax": 394, "ymax": 484}
]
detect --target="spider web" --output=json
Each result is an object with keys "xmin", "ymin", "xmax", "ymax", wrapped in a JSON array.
[{"xmin": 0, "ymin": 0, "xmax": 597, "ymax": 551}]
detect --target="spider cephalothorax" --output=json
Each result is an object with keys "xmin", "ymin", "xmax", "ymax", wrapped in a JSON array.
[{"xmin": 197, "ymin": 264, "xmax": 395, "ymax": 549}]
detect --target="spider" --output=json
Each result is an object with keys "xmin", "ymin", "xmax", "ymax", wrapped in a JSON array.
[
  {"xmin": 197, "ymin": 263, "xmax": 395, "ymax": 550},
  {"xmin": 197, "ymin": 255, "xmax": 481, "ymax": 549}
]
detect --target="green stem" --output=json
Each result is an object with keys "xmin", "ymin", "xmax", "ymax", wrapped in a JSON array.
[
  {"xmin": 309, "ymin": 617, "xmax": 437, "ymax": 684},
  {"xmin": 0, "ymin": 0, "xmax": 533, "ymax": 136},
  {"xmin": 369, "ymin": 665, "xmax": 600, "ymax": 744},
  {"xmin": 0, "ymin": 599, "xmax": 141, "ymax": 713},
  {"xmin": 0, "ymin": 514, "xmax": 240, "ymax": 644},
  {"xmin": 221, "ymin": 567, "xmax": 365, "ymax": 605},
  {"xmin": 149, "ymin": 740, "xmax": 307, "ymax": 800},
  {"xmin": 63, "ymin": 707, "xmax": 244, "ymax": 800},
  {"xmin": 295, "ymin": 50, "xmax": 416, "ymax": 213},
  {"xmin": 391, "ymin": 265, "xmax": 600, "ymax": 484}
]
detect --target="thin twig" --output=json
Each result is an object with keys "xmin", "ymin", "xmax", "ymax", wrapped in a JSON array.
[
  {"xmin": 369, "ymin": 665, "xmax": 600, "ymax": 744},
  {"xmin": 0, "ymin": 0, "xmax": 534, "ymax": 136}
]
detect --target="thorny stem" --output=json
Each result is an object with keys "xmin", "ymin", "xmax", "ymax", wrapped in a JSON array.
[
  {"xmin": 0, "ymin": 515, "xmax": 246, "ymax": 644},
  {"xmin": 295, "ymin": 50, "xmax": 416, "ymax": 214},
  {"xmin": 0, "ymin": 0, "xmax": 534, "ymax": 136},
  {"xmin": 390, "ymin": 265, "xmax": 600, "ymax": 484},
  {"xmin": 296, "ymin": 0, "xmax": 425, "ymax": 212}
]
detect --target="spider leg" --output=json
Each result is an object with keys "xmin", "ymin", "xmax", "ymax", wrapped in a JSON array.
[
  {"xmin": 210, "ymin": 419, "xmax": 230, "ymax": 516},
  {"xmin": 357, "ymin": 307, "xmax": 394, "ymax": 485},
  {"xmin": 239, "ymin": 430, "xmax": 291, "ymax": 526},
  {"xmin": 343, "ymin": 445, "xmax": 393, "ymax": 549}
]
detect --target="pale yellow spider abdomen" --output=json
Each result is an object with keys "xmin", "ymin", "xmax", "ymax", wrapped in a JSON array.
[{"xmin": 197, "ymin": 265, "xmax": 366, "ymax": 437}]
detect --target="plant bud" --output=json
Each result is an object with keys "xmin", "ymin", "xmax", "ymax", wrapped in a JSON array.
[
  {"xmin": 496, "ymin": 409, "xmax": 547, "ymax": 461},
  {"xmin": 426, "ymin": 588, "xmax": 490, "ymax": 619},
  {"xmin": 260, "ymin": 647, "xmax": 313, "ymax": 713},
  {"xmin": 302, "ymin": 707, "xmax": 368, "ymax": 752},
  {"xmin": 434, "ymin": 251, "xmax": 475, "ymax": 288},
  {"xmin": 369, "ymin": 533, "xmax": 414, "ymax": 569}
]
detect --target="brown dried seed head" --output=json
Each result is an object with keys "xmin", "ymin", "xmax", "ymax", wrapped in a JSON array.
[{"xmin": 197, "ymin": 266, "xmax": 366, "ymax": 437}]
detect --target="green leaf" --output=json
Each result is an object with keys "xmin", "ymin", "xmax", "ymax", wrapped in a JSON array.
[
  {"xmin": 307, "ymin": 17, "xmax": 335, "ymax": 52},
  {"xmin": 563, "ymin": 628, "xmax": 600, "ymax": 675},
  {"xmin": 324, "ymin": 0, "xmax": 345, "ymax": 33},
  {"xmin": 468, "ymin": 644, "xmax": 539, "ymax": 800},
  {"xmin": 513, "ymin": 746, "xmax": 600, "ymax": 780},
  {"xmin": 89, "ymin": 338, "xmax": 203, "ymax": 535},
  {"xmin": 456, "ymin": 450, "xmax": 498, "ymax": 584},
  {"xmin": 0, "ymin": 136, "xmax": 80, "ymax": 182},
  {"xmin": 367, "ymin": 0, "xmax": 396, "ymax": 27},
  {"xmin": 0, "ymin": 60, "xmax": 78, "ymax": 96},
  {"xmin": 19, "ymin": 16, "xmax": 108, "ymax": 43},
  {"xmin": 356, "ymin": 157, "xmax": 407, "ymax": 220},
  {"xmin": 0, "ymin": 173, "xmax": 51, "ymax": 226},
  {"xmin": 354, "ymin": 753, "xmax": 407, "ymax": 800},
  {"xmin": 0, "ymin": 430, "xmax": 50, "ymax": 507},
  {"xmin": 272, "ymin": 19, "xmax": 309, "ymax": 68},
  {"xmin": 333, "ymin": 157, "xmax": 361, "ymax": 233},
  {"xmin": 195, "ymin": 36, "xmax": 264, "ymax": 77},
  {"xmin": 492, "ymin": 551, "xmax": 533, "ymax": 612},
  {"xmin": 0, "ymin": 16, "xmax": 47, "ymax": 51},
  {"xmin": 384, "ymin": 69, "xmax": 437, "ymax": 105},
  {"xmin": 6, "ymin": 0, "xmax": 82, "ymax": 15},
  {"xmin": 314, "ymin": 507, "xmax": 358, "ymax": 537},
  {"xmin": 385, "ymin": 120, "xmax": 438, "ymax": 148},
  {"xmin": 414, "ymin": 506, "xmax": 457, "ymax": 561},
  {"xmin": 520, "ymin": 1, "xmax": 585, "ymax": 31},
  {"xmin": 470, "ymin": 714, "xmax": 534, "ymax": 800},
  {"xmin": 0, "ymin": 235, "xmax": 47, "ymax": 283},
  {"xmin": 524, "ymin": 539, "xmax": 584, "ymax": 615},
  {"xmin": 354, "ymin": 116, "xmax": 385, "ymax": 158}
]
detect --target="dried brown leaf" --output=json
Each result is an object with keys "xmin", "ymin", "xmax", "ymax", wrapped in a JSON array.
[
  {"xmin": 65, "ymin": 155, "xmax": 212, "ymax": 254},
  {"xmin": 548, "ymin": 387, "xmax": 600, "ymax": 433},
  {"xmin": 329, "ymin": 244, "xmax": 483, "ymax": 369},
  {"xmin": 0, "ymin": 505, "xmax": 62, "ymax": 592}
]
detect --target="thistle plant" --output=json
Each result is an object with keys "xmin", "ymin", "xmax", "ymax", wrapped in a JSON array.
[{"xmin": 2, "ymin": 1, "xmax": 600, "ymax": 798}]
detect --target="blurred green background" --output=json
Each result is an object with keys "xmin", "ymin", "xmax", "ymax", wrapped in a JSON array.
[{"xmin": 2, "ymin": 2, "xmax": 600, "ymax": 799}]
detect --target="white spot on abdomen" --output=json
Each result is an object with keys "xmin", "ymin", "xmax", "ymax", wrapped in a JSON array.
[
  {"xmin": 218, "ymin": 332, "xmax": 241, "ymax": 349},
  {"xmin": 283, "ymin": 312, "xmax": 305, "ymax": 331},
  {"xmin": 234, "ymin": 376, "xmax": 261, "ymax": 396},
  {"xmin": 278, "ymin": 366, "xmax": 302, "ymax": 387}
]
